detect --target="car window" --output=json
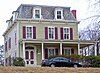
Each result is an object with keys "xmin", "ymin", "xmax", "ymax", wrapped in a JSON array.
[
  {"xmin": 53, "ymin": 58, "xmax": 60, "ymax": 61},
  {"xmin": 59, "ymin": 58, "xmax": 70, "ymax": 62}
]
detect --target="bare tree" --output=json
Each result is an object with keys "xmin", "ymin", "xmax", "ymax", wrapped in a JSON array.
[{"xmin": 79, "ymin": 0, "xmax": 100, "ymax": 55}]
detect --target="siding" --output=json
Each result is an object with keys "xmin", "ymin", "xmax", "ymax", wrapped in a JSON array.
[{"xmin": 19, "ymin": 21, "xmax": 78, "ymax": 41}]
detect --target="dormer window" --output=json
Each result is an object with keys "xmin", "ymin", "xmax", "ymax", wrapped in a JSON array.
[
  {"xmin": 33, "ymin": 7, "xmax": 41, "ymax": 19},
  {"xmin": 55, "ymin": 8, "xmax": 63, "ymax": 20},
  {"xmin": 12, "ymin": 11, "xmax": 19, "ymax": 21},
  {"xmin": 6, "ymin": 20, "xmax": 12, "ymax": 27}
]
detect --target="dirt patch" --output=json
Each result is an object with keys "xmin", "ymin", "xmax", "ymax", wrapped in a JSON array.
[{"xmin": 0, "ymin": 66, "xmax": 100, "ymax": 73}]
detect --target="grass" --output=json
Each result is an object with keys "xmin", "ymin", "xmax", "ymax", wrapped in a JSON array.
[{"xmin": 0, "ymin": 66, "xmax": 100, "ymax": 73}]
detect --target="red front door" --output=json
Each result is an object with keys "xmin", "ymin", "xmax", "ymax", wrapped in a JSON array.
[{"xmin": 25, "ymin": 49, "xmax": 34, "ymax": 66}]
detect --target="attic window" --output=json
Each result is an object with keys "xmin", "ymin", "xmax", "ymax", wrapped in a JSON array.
[
  {"xmin": 33, "ymin": 7, "xmax": 41, "ymax": 19},
  {"xmin": 12, "ymin": 11, "xmax": 18, "ymax": 21},
  {"xmin": 55, "ymin": 8, "xmax": 63, "ymax": 20}
]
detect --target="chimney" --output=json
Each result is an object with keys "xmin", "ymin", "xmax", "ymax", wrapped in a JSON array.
[{"xmin": 72, "ymin": 10, "xmax": 76, "ymax": 20}]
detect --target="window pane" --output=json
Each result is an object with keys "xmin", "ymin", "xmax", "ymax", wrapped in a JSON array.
[
  {"xmin": 57, "ymin": 15, "xmax": 61, "ymax": 19},
  {"xmin": 48, "ymin": 27, "xmax": 54, "ymax": 39},
  {"xmin": 35, "ymin": 14, "xmax": 40, "ymax": 18},
  {"xmin": 30, "ymin": 51, "xmax": 34, "ymax": 59},
  {"xmin": 63, "ymin": 28, "xmax": 70, "ymax": 39},
  {"xmin": 64, "ymin": 49, "xmax": 70, "ymax": 55},
  {"xmin": 30, "ymin": 61, "xmax": 34, "ymax": 64},
  {"xmin": 26, "ymin": 27, "xmax": 32, "ymax": 38},
  {"xmin": 35, "ymin": 10, "xmax": 40, "ymax": 14},
  {"xmin": 49, "ymin": 49, "xmax": 55, "ymax": 56},
  {"xmin": 35, "ymin": 10, "xmax": 40, "ymax": 18},
  {"xmin": 67, "ymin": 34, "xmax": 69, "ymax": 39},
  {"xmin": 57, "ymin": 11, "xmax": 61, "ymax": 14},
  {"xmin": 26, "ymin": 61, "xmax": 29, "ymax": 64},
  {"xmin": 57, "ymin": 11, "xmax": 61, "ymax": 19},
  {"xmin": 67, "ymin": 28, "xmax": 69, "ymax": 33}
]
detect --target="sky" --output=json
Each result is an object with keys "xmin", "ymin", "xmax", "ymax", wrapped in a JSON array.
[{"xmin": 0, "ymin": 0, "xmax": 88, "ymax": 45}]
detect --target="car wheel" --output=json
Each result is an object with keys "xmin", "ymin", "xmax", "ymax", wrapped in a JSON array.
[
  {"xmin": 50, "ymin": 64, "xmax": 55, "ymax": 67},
  {"xmin": 73, "ymin": 64, "xmax": 78, "ymax": 68}
]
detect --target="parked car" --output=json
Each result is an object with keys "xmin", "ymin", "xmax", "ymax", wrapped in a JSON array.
[{"xmin": 41, "ymin": 57, "xmax": 82, "ymax": 68}]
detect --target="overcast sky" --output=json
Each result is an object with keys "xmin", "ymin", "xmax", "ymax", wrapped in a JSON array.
[{"xmin": 0, "ymin": 0, "xmax": 88, "ymax": 45}]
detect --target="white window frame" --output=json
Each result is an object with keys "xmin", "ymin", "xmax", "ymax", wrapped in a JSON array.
[
  {"xmin": 48, "ymin": 47, "xmax": 56, "ymax": 57},
  {"xmin": 63, "ymin": 27, "xmax": 70, "ymax": 40},
  {"xmin": 33, "ymin": 7, "xmax": 41, "ymax": 19},
  {"xmin": 48, "ymin": 26, "xmax": 55, "ymax": 40},
  {"xmin": 55, "ymin": 8, "xmax": 63, "ymax": 20},
  {"xmin": 64, "ymin": 48, "xmax": 71, "ymax": 55},
  {"xmin": 26, "ymin": 26, "xmax": 33, "ymax": 39}
]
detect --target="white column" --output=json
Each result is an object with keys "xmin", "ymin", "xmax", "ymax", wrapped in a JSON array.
[
  {"xmin": 94, "ymin": 42, "xmax": 97, "ymax": 56},
  {"xmin": 23, "ymin": 42, "xmax": 25, "ymax": 60},
  {"xmin": 60, "ymin": 42, "xmax": 62, "ymax": 55},
  {"xmin": 42, "ymin": 42, "xmax": 44, "ymax": 60},
  {"xmin": 78, "ymin": 42, "xmax": 80, "ymax": 55}
]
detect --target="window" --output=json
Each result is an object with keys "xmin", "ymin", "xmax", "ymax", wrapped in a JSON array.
[
  {"xmin": 35, "ymin": 10, "xmax": 40, "ymax": 18},
  {"xmin": 5, "ymin": 42, "xmax": 7, "ymax": 52},
  {"xmin": 23, "ymin": 26, "xmax": 36, "ymax": 39},
  {"xmin": 33, "ymin": 8, "xmax": 41, "ymax": 19},
  {"xmin": 55, "ymin": 8, "xmax": 63, "ymax": 20},
  {"xmin": 8, "ymin": 38, "xmax": 11, "ymax": 49},
  {"xmin": 63, "ymin": 27, "xmax": 70, "ymax": 39},
  {"xmin": 26, "ymin": 26, "xmax": 33, "ymax": 39},
  {"xmin": 14, "ymin": 31, "xmax": 17, "ymax": 45},
  {"xmin": 48, "ymin": 49, "xmax": 55, "ymax": 57},
  {"xmin": 64, "ymin": 49, "xmax": 71, "ymax": 55},
  {"xmin": 48, "ymin": 27, "xmax": 55, "ymax": 39},
  {"xmin": 57, "ymin": 11, "xmax": 61, "ymax": 19}
]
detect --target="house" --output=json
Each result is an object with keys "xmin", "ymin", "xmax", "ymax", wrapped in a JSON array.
[{"xmin": 3, "ymin": 4, "xmax": 96, "ymax": 67}]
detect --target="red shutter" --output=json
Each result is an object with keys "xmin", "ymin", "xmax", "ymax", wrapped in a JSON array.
[
  {"xmin": 62, "ymin": 49, "xmax": 64, "ymax": 55},
  {"xmin": 25, "ymin": 51, "xmax": 29, "ymax": 59},
  {"xmin": 33, "ymin": 26, "xmax": 36, "ymax": 39},
  {"xmin": 45, "ymin": 48, "xmax": 48, "ymax": 59},
  {"xmin": 60, "ymin": 28, "xmax": 63, "ymax": 40},
  {"xmin": 71, "ymin": 49, "xmax": 74, "ymax": 54},
  {"xmin": 23, "ymin": 26, "xmax": 26, "ymax": 39},
  {"xmin": 55, "ymin": 27, "xmax": 58, "ymax": 39},
  {"xmin": 55, "ymin": 49, "xmax": 58, "ymax": 55},
  {"xmin": 70, "ymin": 28, "xmax": 73, "ymax": 40},
  {"xmin": 45, "ymin": 27, "xmax": 48, "ymax": 39}
]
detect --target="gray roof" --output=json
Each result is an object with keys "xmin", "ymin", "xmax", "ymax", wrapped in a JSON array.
[{"xmin": 15, "ymin": 4, "xmax": 75, "ymax": 20}]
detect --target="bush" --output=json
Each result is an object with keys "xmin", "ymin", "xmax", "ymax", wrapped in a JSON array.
[
  {"xmin": 48, "ymin": 54, "xmax": 81, "ymax": 62},
  {"xmin": 13, "ymin": 57, "xmax": 25, "ymax": 66}
]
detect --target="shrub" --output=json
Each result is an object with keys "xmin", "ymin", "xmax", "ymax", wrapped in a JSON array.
[
  {"xmin": 48, "ymin": 54, "xmax": 81, "ymax": 62},
  {"xmin": 13, "ymin": 57, "xmax": 25, "ymax": 66}
]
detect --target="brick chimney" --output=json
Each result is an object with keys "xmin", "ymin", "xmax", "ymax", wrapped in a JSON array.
[{"xmin": 72, "ymin": 10, "xmax": 76, "ymax": 20}]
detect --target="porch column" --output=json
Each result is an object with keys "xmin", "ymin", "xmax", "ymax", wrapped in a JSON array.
[
  {"xmin": 78, "ymin": 42, "xmax": 80, "ymax": 55},
  {"xmin": 60, "ymin": 42, "xmax": 62, "ymax": 55},
  {"xmin": 94, "ymin": 42, "xmax": 97, "ymax": 56},
  {"xmin": 42, "ymin": 42, "xmax": 44, "ymax": 60},
  {"xmin": 23, "ymin": 42, "xmax": 25, "ymax": 60}
]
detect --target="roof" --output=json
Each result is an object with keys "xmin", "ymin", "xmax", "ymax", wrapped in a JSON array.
[{"xmin": 13, "ymin": 4, "xmax": 75, "ymax": 20}]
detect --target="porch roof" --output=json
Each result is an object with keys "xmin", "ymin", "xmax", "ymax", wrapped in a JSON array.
[{"xmin": 20, "ymin": 39, "xmax": 95, "ymax": 48}]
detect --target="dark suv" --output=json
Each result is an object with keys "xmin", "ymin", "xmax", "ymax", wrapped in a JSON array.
[{"xmin": 41, "ymin": 57, "xmax": 82, "ymax": 67}]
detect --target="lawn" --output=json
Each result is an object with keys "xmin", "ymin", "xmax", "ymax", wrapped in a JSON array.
[{"xmin": 0, "ymin": 66, "xmax": 100, "ymax": 73}]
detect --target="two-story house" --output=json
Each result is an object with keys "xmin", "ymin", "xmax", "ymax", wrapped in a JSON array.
[{"xmin": 3, "ymin": 4, "xmax": 96, "ymax": 67}]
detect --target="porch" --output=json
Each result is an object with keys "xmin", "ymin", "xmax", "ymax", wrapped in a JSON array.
[{"xmin": 19, "ymin": 39, "xmax": 96, "ymax": 66}]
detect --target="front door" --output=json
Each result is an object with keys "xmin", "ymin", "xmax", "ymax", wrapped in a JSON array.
[{"xmin": 25, "ymin": 49, "xmax": 34, "ymax": 66}]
